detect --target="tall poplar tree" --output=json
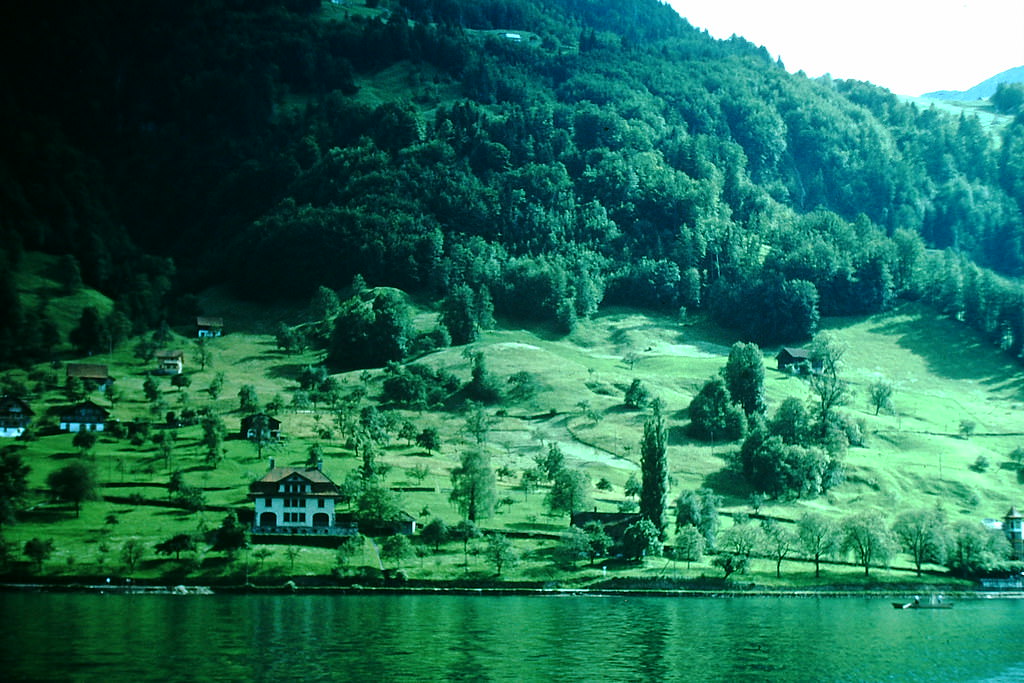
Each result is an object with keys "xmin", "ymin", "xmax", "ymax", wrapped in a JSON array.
[{"xmin": 639, "ymin": 400, "xmax": 668, "ymax": 537}]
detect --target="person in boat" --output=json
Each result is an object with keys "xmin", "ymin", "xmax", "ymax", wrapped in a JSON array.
[{"xmin": 913, "ymin": 596, "xmax": 920, "ymax": 606}]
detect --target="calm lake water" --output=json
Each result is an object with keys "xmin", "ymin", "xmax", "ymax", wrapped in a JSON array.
[{"xmin": 1, "ymin": 592, "xmax": 1022, "ymax": 682}]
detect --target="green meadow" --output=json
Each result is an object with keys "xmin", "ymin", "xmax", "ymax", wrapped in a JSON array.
[{"xmin": 2, "ymin": 253, "xmax": 1021, "ymax": 588}]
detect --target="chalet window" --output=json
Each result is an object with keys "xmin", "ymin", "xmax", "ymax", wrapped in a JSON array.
[
  {"xmin": 318, "ymin": 499, "xmax": 325, "ymax": 508},
  {"xmin": 265, "ymin": 498, "xmax": 272, "ymax": 506},
  {"xmin": 299, "ymin": 513, "xmax": 306, "ymax": 523}
]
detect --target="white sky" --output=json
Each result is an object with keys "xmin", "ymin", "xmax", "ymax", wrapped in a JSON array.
[{"xmin": 665, "ymin": 0, "xmax": 1024, "ymax": 96}]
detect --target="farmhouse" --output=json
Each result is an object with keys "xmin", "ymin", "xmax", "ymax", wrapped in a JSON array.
[
  {"xmin": 154, "ymin": 349, "xmax": 184, "ymax": 375},
  {"xmin": 775, "ymin": 347, "xmax": 822, "ymax": 374},
  {"xmin": 0, "ymin": 395, "xmax": 34, "ymax": 437},
  {"xmin": 66, "ymin": 363, "xmax": 115, "ymax": 391},
  {"xmin": 241, "ymin": 413, "xmax": 282, "ymax": 441},
  {"xmin": 250, "ymin": 464, "xmax": 356, "ymax": 536},
  {"xmin": 196, "ymin": 316, "xmax": 224, "ymax": 338},
  {"xmin": 60, "ymin": 400, "xmax": 110, "ymax": 433}
]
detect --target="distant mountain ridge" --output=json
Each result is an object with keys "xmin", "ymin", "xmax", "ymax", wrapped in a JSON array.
[{"xmin": 923, "ymin": 65, "xmax": 1024, "ymax": 100}]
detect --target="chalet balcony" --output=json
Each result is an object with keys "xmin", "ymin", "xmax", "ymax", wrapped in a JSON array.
[{"xmin": 251, "ymin": 524, "xmax": 358, "ymax": 537}]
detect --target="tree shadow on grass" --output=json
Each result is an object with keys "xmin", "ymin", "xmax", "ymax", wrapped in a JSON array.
[
  {"xmin": 869, "ymin": 315, "xmax": 1024, "ymax": 398},
  {"xmin": 701, "ymin": 467, "xmax": 752, "ymax": 506}
]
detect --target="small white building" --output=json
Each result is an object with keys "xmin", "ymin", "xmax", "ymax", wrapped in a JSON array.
[
  {"xmin": 250, "ymin": 464, "xmax": 355, "ymax": 536},
  {"xmin": 155, "ymin": 349, "xmax": 184, "ymax": 375}
]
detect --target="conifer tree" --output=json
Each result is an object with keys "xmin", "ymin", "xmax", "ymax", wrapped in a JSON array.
[{"xmin": 640, "ymin": 400, "xmax": 668, "ymax": 537}]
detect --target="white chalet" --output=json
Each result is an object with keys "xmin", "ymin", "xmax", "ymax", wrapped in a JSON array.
[{"xmin": 250, "ymin": 464, "xmax": 355, "ymax": 536}]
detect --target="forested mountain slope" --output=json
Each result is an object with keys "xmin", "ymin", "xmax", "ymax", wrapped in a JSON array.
[{"xmin": 1, "ymin": 0, "xmax": 1023, "ymax": 364}]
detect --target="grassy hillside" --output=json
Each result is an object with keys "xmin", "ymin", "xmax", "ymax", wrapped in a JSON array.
[{"xmin": 2, "ymin": 267, "xmax": 1021, "ymax": 587}]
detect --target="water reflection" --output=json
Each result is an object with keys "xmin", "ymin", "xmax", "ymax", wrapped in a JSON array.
[{"xmin": 1, "ymin": 593, "xmax": 1022, "ymax": 682}]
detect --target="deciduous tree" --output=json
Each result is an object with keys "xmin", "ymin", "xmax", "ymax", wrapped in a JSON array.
[
  {"xmin": 449, "ymin": 450, "xmax": 496, "ymax": 522},
  {"xmin": 46, "ymin": 462, "xmax": 99, "ymax": 517}
]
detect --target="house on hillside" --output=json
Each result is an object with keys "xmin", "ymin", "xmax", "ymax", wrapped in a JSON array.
[
  {"xmin": 0, "ymin": 395, "xmax": 34, "ymax": 437},
  {"xmin": 60, "ymin": 400, "xmax": 109, "ymax": 432},
  {"xmin": 775, "ymin": 347, "xmax": 822, "ymax": 374},
  {"xmin": 241, "ymin": 413, "xmax": 282, "ymax": 441},
  {"xmin": 250, "ymin": 463, "xmax": 356, "ymax": 536},
  {"xmin": 196, "ymin": 316, "xmax": 224, "ymax": 338},
  {"xmin": 154, "ymin": 349, "xmax": 184, "ymax": 375},
  {"xmin": 66, "ymin": 363, "xmax": 114, "ymax": 391}
]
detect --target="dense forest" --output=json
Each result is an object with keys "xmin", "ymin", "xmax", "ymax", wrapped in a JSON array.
[{"xmin": 2, "ymin": 0, "xmax": 1023, "ymax": 367}]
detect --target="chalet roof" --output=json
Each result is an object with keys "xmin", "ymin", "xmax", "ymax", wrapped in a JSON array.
[
  {"xmin": 777, "ymin": 347, "xmax": 812, "ymax": 360},
  {"xmin": 61, "ymin": 400, "xmax": 110, "ymax": 419},
  {"xmin": 156, "ymin": 349, "xmax": 184, "ymax": 359},
  {"xmin": 241, "ymin": 413, "xmax": 282, "ymax": 428},
  {"xmin": 66, "ymin": 363, "xmax": 110, "ymax": 380},
  {"xmin": 256, "ymin": 466, "xmax": 337, "ymax": 487},
  {"xmin": 196, "ymin": 316, "xmax": 224, "ymax": 327},
  {"xmin": 1008, "ymin": 506, "xmax": 1022, "ymax": 519},
  {"xmin": 0, "ymin": 395, "xmax": 34, "ymax": 416}
]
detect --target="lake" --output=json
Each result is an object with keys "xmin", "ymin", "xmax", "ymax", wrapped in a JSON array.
[{"xmin": 1, "ymin": 591, "xmax": 1022, "ymax": 681}]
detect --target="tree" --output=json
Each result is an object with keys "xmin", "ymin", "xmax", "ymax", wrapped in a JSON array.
[
  {"xmin": 171, "ymin": 373, "xmax": 192, "ymax": 392},
  {"xmin": 621, "ymin": 518, "xmax": 662, "ymax": 560},
  {"xmin": 201, "ymin": 415, "xmax": 226, "ymax": 467},
  {"xmin": 675, "ymin": 488, "xmax": 722, "ymax": 549},
  {"xmin": 451, "ymin": 519, "xmax": 481, "ymax": 566},
  {"xmin": 310, "ymin": 285, "xmax": 341, "ymax": 322},
  {"xmin": 420, "ymin": 517, "xmax": 449, "ymax": 551},
  {"xmin": 72, "ymin": 429, "xmax": 98, "ymax": 457},
  {"xmin": 47, "ymin": 462, "xmax": 99, "ymax": 517},
  {"xmin": 463, "ymin": 402, "xmax": 491, "ymax": 444},
  {"xmin": 207, "ymin": 372, "xmax": 225, "ymax": 400},
  {"xmin": 0, "ymin": 449, "xmax": 30, "ymax": 526},
  {"xmin": 674, "ymin": 525, "xmax": 705, "ymax": 568},
  {"xmin": 722, "ymin": 342, "xmax": 766, "ymax": 416},
  {"xmin": 639, "ymin": 400, "xmax": 668, "ymax": 535},
  {"xmin": 712, "ymin": 552, "xmax": 748, "ymax": 579},
  {"xmin": 841, "ymin": 511, "xmax": 895, "ymax": 576},
  {"xmin": 449, "ymin": 450, "xmax": 496, "ymax": 522},
  {"xmin": 761, "ymin": 519, "xmax": 796, "ymax": 578},
  {"xmin": 212, "ymin": 512, "xmax": 248, "ymax": 558},
  {"xmin": 121, "ymin": 538, "xmax": 146, "ymax": 573},
  {"xmin": 582, "ymin": 521, "xmax": 612, "ymax": 566},
  {"xmin": 415, "ymin": 427, "xmax": 441, "ymax": 455},
  {"xmin": 484, "ymin": 533, "xmax": 518, "ymax": 575},
  {"xmin": 893, "ymin": 509, "xmax": 949, "ymax": 576},
  {"xmin": 155, "ymin": 533, "xmax": 197, "ymax": 560},
  {"xmin": 624, "ymin": 378, "xmax": 648, "ymax": 408},
  {"xmin": 808, "ymin": 332, "xmax": 849, "ymax": 434},
  {"xmin": 623, "ymin": 472, "xmax": 642, "ymax": 499},
  {"xmin": 23, "ymin": 537, "xmax": 55, "ymax": 572},
  {"xmin": 946, "ymin": 520, "xmax": 1010, "ymax": 577},
  {"xmin": 143, "ymin": 376, "xmax": 160, "ymax": 403},
  {"xmin": 545, "ymin": 468, "xmax": 592, "ymax": 521},
  {"xmin": 717, "ymin": 520, "xmax": 763, "ymax": 560},
  {"xmin": 238, "ymin": 384, "xmax": 259, "ymax": 413},
  {"xmin": 868, "ymin": 377, "xmax": 895, "ymax": 416},
  {"xmin": 796, "ymin": 512, "xmax": 840, "ymax": 578},
  {"xmin": 536, "ymin": 443, "xmax": 566, "ymax": 481},
  {"xmin": 193, "ymin": 339, "xmax": 213, "ymax": 372},
  {"xmin": 688, "ymin": 377, "xmax": 745, "ymax": 442},
  {"xmin": 381, "ymin": 534, "xmax": 413, "ymax": 569},
  {"xmin": 769, "ymin": 397, "xmax": 811, "ymax": 446},
  {"xmin": 556, "ymin": 526, "xmax": 592, "ymax": 568}
]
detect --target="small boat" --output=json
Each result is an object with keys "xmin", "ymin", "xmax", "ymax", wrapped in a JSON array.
[{"xmin": 892, "ymin": 600, "xmax": 952, "ymax": 610}]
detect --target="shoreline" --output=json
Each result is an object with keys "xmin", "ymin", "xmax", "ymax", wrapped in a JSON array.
[{"xmin": 3, "ymin": 580, "xmax": 1023, "ymax": 600}]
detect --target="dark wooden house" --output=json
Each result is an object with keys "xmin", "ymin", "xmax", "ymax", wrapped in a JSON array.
[{"xmin": 0, "ymin": 395, "xmax": 34, "ymax": 437}]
